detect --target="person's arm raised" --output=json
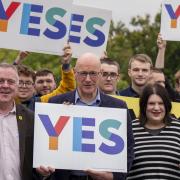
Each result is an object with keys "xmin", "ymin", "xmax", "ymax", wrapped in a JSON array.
[
  {"xmin": 155, "ymin": 33, "xmax": 167, "ymax": 69},
  {"xmin": 40, "ymin": 42, "xmax": 76, "ymax": 103},
  {"xmin": 13, "ymin": 51, "xmax": 30, "ymax": 65}
]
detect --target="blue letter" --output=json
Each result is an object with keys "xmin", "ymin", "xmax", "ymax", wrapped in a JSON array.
[
  {"xmin": 73, "ymin": 117, "xmax": 95, "ymax": 153},
  {"xmin": 99, "ymin": 119, "xmax": 124, "ymax": 155},
  {"xmin": 84, "ymin": 17, "xmax": 105, "ymax": 47},
  {"xmin": 43, "ymin": 7, "xmax": 67, "ymax": 39},
  {"xmin": 20, "ymin": 3, "xmax": 43, "ymax": 36},
  {"xmin": 69, "ymin": 14, "xmax": 84, "ymax": 43}
]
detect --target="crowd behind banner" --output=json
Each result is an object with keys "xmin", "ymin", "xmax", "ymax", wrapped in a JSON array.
[
  {"xmin": 0, "ymin": 0, "xmax": 180, "ymax": 180},
  {"xmin": 0, "ymin": 32, "xmax": 179, "ymax": 179}
]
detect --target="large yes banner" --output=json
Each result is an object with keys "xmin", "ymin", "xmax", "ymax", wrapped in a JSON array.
[
  {"xmin": 0, "ymin": 0, "xmax": 72, "ymax": 55},
  {"xmin": 161, "ymin": 0, "xmax": 180, "ymax": 41},
  {"xmin": 0, "ymin": 0, "xmax": 111, "ymax": 57},
  {"xmin": 33, "ymin": 103, "xmax": 127, "ymax": 172}
]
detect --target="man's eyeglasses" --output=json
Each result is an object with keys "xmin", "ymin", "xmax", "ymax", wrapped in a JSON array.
[
  {"xmin": 76, "ymin": 71, "xmax": 100, "ymax": 79},
  {"xmin": 101, "ymin": 72, "xmax": 119, "ymax": 80},
  {"xmin": 19, "ymin": 80, "xmax": 33, "ymax": 87},
  {"xmin": 0, "ymin": 78, "xmax": 16, "ymax": 85}
]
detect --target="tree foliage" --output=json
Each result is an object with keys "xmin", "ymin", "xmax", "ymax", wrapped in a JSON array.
[
  {"xmin": 0, "ymin": 13, "xmax": 180, "ymax": 89},
  {"xmin": 107, "ymin": 13, "xmax": 180, "ymax": 89}
]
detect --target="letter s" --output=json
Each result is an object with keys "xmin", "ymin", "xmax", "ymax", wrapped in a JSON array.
[
  {"xmin": 84, "ymin": 17, "xmax": 105, "ymax": 47},
  {"xmin": 44, "ymin": 7, "xmax": 67, "ymax": 39},
  {"xmin": 99, "ymin": 119, "xmax": 124, "ymax": 155}
]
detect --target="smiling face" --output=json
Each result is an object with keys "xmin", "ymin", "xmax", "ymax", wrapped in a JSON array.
[
  {"xmin": 0, "ymin": 67, "xmax": 19, "ymax": 105},
  {"xmin": 35, "ymin": 73, "xmax": 56, "ymax": 96},
  {"xmin": 18, "ymin": 74, "xmax": 35, "ymax": 102},
  {"xmin": 74, "ymin": 53, "xmax": 101, "ymax": 101},
  {"xmin": 146, "ymin": 94, "xmax": 166, "ymax": 125},
  {"xmin": 128, "ymin": 60, "xmax": 151, "ymax": 87}
]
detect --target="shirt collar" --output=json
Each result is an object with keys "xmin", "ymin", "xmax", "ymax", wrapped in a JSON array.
[
  {"xmin": 0, "ymin": 102, "xmax": 16, "ymax": 117},
  {"xmin": 10, "ymin": 102, "xmax": 16, "ymax": 114},
  {"xmin": 75, "ymin": 89, "xmax": 101, "ymax": 106}
]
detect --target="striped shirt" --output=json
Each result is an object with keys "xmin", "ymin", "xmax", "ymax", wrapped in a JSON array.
[{"xmin": 127, "ymin": 118, "xmax": 180, "ymax": 180}]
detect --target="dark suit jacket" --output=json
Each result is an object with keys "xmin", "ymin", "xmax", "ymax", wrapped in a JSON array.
[
  {"xmin": 48, "ymin": 90, "xmax": 134, "ymax": 180},
  {"xmin": 16, "ymin": 104, "xmax": 38, "ymax": 180}
]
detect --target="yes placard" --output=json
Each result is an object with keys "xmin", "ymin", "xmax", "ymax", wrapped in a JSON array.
[
  {"xmin": 0, "ymin": 1, "xmax": 112, "ymax": 57},
  {"xmin": 69, "ymin": 4, "xmax": 112, "ymax": 58},
  {"xmin": 33, "ymin": 103, "xmax": 127, "ymax": 172},
  {"xmin": 0, "ymin": 0, "xmax": 73, "ymax": 55},
  {"xmin": 161, "ymin": 0, "xmax": 180, "ymax": 41}
]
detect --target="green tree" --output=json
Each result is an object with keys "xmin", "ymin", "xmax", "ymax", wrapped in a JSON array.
[
  {"xmin": 0, "ymin": 12, "xmax": 180, "ymax": 87},
  {"xmin": 107, "ymin": 13, "xmax": 180, "ymax": 89}
]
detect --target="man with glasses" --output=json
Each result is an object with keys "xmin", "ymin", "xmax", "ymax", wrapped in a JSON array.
[
  {"xmin": 0, "ymin": 63, "xmax": 37, "ymax": 180},
  {"xmin": 14, "ymin": 43, "xmax": 76, "ymax": 110},
  {"xmin": 99, "ymin": 58, "xmax": 120, "ymax": 95},
  {"xmin": 38, "ymin": 52, "xmax": 134, "ymax": 180},
  {"xmin": 17, "ymin": 64, "xmax": 36, "ymax": 109}
]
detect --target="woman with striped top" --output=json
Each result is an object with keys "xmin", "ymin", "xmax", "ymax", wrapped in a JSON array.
[{"xmin": 127, "ymin": 84, "xmax": 180, "ymax": 179}]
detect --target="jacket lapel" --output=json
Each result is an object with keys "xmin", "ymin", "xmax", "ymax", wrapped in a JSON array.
[
  {"xmin": 99, "ymin": 92, "xmax": 108, "ymax": 107},
  {"xmin": 63, "ymin": 90, "xmax": 76, "ymax": 104},
  {"xmin": 16, "ymin": 104, "xmax": 26, "ymax": 173}
]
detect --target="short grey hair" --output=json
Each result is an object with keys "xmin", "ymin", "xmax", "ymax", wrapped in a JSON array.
[{"xmin": 0, "ymin": 63, "xmax": 19, "ymax": 82}]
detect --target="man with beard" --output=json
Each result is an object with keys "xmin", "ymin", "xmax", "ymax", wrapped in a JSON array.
[{"xmin": 34, "ymin": 69, "xmax": 57, "ymax": 96}]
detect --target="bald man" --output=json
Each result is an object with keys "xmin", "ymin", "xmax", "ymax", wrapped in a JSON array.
[{"xmin": 39, "ymin": 53, "xmax": 134, "ymax": 180}]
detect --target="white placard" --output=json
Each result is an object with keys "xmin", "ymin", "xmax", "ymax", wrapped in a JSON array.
[
  {"xmin": 0, "ymin": 1, "xmax": 111, "ymax": 57},
  {"xmin": 161, "ymin": 0, "xmax": 180, "ymax": 41},
  {"xmin": 0, "ymin": 0, "xmax": 72, "ymax": 55},
  {"xmin": 33, "ymin": 103, "xmax": 127, "ymax": 172},
  {"xmin": 69, "ymin": 4, "xmax": 112, "ymax": 58}
]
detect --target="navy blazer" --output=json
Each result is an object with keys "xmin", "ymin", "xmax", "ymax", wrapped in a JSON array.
[
  {"xmin": 16, "ymin": 104, "xmax": 41, "ymax": 180},
  {"xmin": 48, "ymin": 90, "xmax": 134, "ymax": 180}
]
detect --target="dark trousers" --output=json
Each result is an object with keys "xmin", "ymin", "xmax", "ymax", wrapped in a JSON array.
[{"xmin": 69, "ymin": 175, "xmax": 93, "ymax": 180}]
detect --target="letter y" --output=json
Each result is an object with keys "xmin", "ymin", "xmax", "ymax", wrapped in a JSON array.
[{"xmin": 0, "ymin": 0, "xmax": 20, "ymax": 32}]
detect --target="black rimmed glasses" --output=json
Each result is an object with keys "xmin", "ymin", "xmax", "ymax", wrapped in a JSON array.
[
  {"xmin": 76, "ymin": 71, "xmax": 100, "ymax": 79},
  {"xmin": 0, "ymin": 78, "xmax": 17, "ymax": 86},
  {"xmin": 19, "ymin": 80, "xmax": 34, "ymax": 87},
  {"xmin": 101, "ymin": 72, "xmax": 119, "ymax": 80}
]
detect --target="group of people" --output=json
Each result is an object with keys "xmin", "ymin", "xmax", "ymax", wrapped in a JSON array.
[{"xmin": 0, "ymin": 34, "xmax": 180, "ymax": 180}]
